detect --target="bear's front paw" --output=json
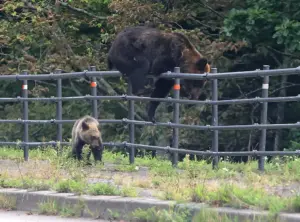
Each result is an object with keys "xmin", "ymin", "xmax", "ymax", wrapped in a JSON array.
[
  {"xmin": 148, "ymin": 116, "xmax": 156, "ymax": 124},
  {"xmin": 147, "ymin": 107, "xmax": 157, "ymax": 124}
]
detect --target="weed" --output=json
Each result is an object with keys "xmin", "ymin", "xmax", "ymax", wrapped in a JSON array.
[
  {"xmin": 129, "ymin": 207, "xmax": 191, "ymax": 222},
  {"xmin": 38, "ymin": 199, "xmax": 59, "ymax": 215},
  {"xmin": 0, "ymin": 175, "xmax": 52, "ymax": 191},
  {"xmin": 60, "ymin": 200, "xmax": 86, "ymax": 217},
  {"xmin": 150, "ymin": 163, "xmax": 177, "ymax": 177},
  {"xmin": 54, "ymin": 179, "xmax": 86, "ymax": 194},
  {"xmin": 87, "ymin": 183, "xmax": 120, "ymax": 195},
  {"xmin": 107, "ymin": 209, "xmax": 121, "ymax": 220},
  {"xmin": 0, "ymin": 194, "xmax": 16, "ymax": 210},
  {"xmin": 121, "ymin": 186, "xmax": 138, "ymax": 197},
  {"xmin": 38, "ymin": 199, "xmax": 86, "ymax": 218},
  {"xmin": 192, "ymin": 208, "xmax": 238, "ymax": 222},
  {"xmin": 3, "ymin": 146, "xmax": 300, "ymax": 215},
  {"xmin": 193, "ymin": 183, "xmax": 287, "ymax": 213},
  {"xmin": 286, "ymin": 195, "xmax": 300, "ymax": 212},
  {"xmin": 152, "ymin": 178, "xmax": 161, "ymax": 188}
]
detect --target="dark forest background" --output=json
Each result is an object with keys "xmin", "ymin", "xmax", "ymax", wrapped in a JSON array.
[{"xmin": 1, "ymin": 0, "xmax": 300, "ymax": 161}]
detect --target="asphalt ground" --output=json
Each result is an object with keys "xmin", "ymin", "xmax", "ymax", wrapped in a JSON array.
[{"xmin": 0, "ymin": 210, "xmax": 114, "ymax": 222}]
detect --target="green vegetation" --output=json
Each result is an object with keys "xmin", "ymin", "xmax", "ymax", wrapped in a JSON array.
[
  {"xmin": 87, "ymin": 182, "xmax": 120, "ymax": 195},
  {"xmin": 0, "ymin": 194, "xmax": 17, "ymax": 210},
  {"xmin": 191, "ymin": 209, "xmax": 238, "ymax": 222},
  {"xmin": 1, "ymin": 0, "xmax": 300, "ymax": 161},
  {"xmin": 128, "ymin": 207, "xmax": 279, "ymax": 222},
  {"xmin": 129, "ymin": 207, "xmax": 192, "ymax": 222},
  {"xmin": 37, "ymin": 199, "xmax": 86, "ymax": 218},
  {"xmin": 193, "ymin": 184, "xmax": 287, "ymax": 213},
  {"xmin": 2, "ymin": 0, "xmax": 300, "ymax": 220},
  {"xmin": 1, "ymin": 146, "xmax": 300, "ymax": 216},
  {"xmin": 38, "ymin": 200, "xmax": 60, "ymax": 216}
]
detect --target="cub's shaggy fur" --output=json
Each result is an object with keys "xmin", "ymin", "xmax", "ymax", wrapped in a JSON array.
[{"xmin": 71, "ymin": 115, "xmax": 103, "ymax": 162}]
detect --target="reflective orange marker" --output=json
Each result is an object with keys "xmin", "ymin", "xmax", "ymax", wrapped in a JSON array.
[
  {"xmin": 90, "ymin": 81, "xmax": 97, "ymax": 88},
  {"xmin": 173, "ymin": 84, "xmax": 180, "ymax": 90}
]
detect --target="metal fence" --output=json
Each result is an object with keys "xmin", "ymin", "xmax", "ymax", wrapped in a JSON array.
[{"xmin": 1, "ymin": 65, "xmax": 300, "ymax": 171}]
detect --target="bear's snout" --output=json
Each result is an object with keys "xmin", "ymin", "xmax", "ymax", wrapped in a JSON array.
[{"xmin": 91, "ymin": 139, "xmax": 103, "ymax": 150}]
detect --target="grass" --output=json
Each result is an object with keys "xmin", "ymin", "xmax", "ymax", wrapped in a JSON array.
[
  {"xmin": 0, "ymin": 194, "xmax": 16, "ymax": 210},
  {"xmin": 54, "ymin": 179, "xmax": 86, "ymax": 194},
  {"xmin": 127, "ymin": 206, "xmax": 277, "ymax": 222},
  {"xmin": 87, "ymin": 182, "xmax": 120, "ymax": 195},
  {"xmin": 129, "ymin": 207, "xmax": 192, "ymax": 222},
  {"xmin": 2, "ymin": 145, "xmax": 300, "ymax": 216},
  {"xmin": 37, "ymin": 199, "xmax": 86, "ymax": 217},
  {"xmin": 38, "ymin": 199, "xmax": 60, "ymax": 215},
  {"xmin": 192, "ymin": 183, "xmax": 287, "ymax": 213}
]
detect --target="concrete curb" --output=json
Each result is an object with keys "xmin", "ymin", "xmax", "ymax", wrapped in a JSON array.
[{"xmin": 1, "ymin": 188, "xmax": 300, "ymax": 221}]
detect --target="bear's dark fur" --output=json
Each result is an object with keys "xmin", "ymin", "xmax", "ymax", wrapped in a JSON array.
[
  {"xmin": 107, "ymin": 25, "xmax": 210, "ymax": 122},
  {"xmin": 71, "ymin": 115, "xmax": 103, "ymax": 162}
]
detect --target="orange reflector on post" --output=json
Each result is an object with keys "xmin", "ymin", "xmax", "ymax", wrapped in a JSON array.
[
  {"xmin": 173, "ymin": 84, "xmax": 180, "ymax": 90},
  {"xmin": 22, "ymin": 84, "xmax": 28, "ymax": 90},
  {"xmin": 90, "ymin": 82, "xmax": 97, "ymax": 88}
]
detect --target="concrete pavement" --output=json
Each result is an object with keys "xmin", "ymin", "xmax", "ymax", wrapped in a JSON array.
[
  {"xmin": 2, "ymin": 188, "xmax": 300, "ymax": 222},
  {"xmin": 0, "ymin": 210, "xmax": 111, "ymax": 222}
]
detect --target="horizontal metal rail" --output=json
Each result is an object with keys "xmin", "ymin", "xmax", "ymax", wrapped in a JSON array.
[
  {"xmin": 125, "ymin": 120, "xmax": 300, "ymax": 130},
  {"xmin": 160, "ymin": 67, "xmax": 300, "ymax": 80},
  {"xmin": 1, "ymin": 118, "xmax": 300, "ymax": 130},
  {"xmin": 124, "ymin": 143, "xmax": 300, "ymax": 157},
  {"xmin": 1, "ymin": 140, "xmax": 300, "ymax": 157},
  {"xmin": 0, "ymin": 141, "xmax": 121, "ymax": 147},
  {"xmin": 1, "ymin": 65, "xmax": 300, "ymax": 170},
  {"xmin": 0, "ymin": 119, "xmax": 123, "ymax": 124},
  {"xmin": 1, "ymin": 95, "xmax": 300, "ymax": 105},
  {"xmin": 0, "ymin": 67, "xmax": 300, "ymax": 81},
  {"xmin": 0, "ymin": 71, "xmax": 121, "ymax": 81}
]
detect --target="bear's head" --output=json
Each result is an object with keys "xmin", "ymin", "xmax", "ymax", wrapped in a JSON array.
[
  {"xmin": 173, "ymin": 32, "xmax": 212, "ymax": 100},
  {"xmin": 81, "ymin": 121, "xmax": 103, "ymax": 149},
  {"xmin": 181, "ymin": 50, "xmax": 211, "ymax": 100}
]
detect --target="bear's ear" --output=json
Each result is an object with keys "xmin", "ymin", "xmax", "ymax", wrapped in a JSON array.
[
  {"xmin": 82, "ymin": 121, "xmax": 89, "ymax": 131},
  {"xmin": 196, "ymin": 58, "xmax": 210, "ymax": 72}
]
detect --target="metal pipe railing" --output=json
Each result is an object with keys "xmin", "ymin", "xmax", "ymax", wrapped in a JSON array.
[{"xmin": 1, "ymin": 65, "xmax": 300, "ymax": 172}]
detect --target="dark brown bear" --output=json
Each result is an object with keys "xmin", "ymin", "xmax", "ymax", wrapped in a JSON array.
[
  {"xmin": 71, "ymin": 115, "xmax": 103, "ymax": 162},
  {"xmin": 107, "ymin": 25, "xmax": 211, "ymax": 122}
]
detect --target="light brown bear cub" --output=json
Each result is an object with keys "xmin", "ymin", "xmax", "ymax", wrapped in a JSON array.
[{"xmin": 71, "ymin": 115, "xmax": 103, "ymax": 162}]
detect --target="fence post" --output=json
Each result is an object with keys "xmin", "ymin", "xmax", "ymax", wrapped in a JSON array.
[
  {"xmin": 55, "ymin": 69, "xmax": 63, "ymax": 155},
  {"xmin": 172, "ymin": 67, "xmax": 180, "ymax": 167},
  {"xmin": 90, "ymin": 66, "xmax": 98, "ymax": 119},
  {"xmin": 211, "ymin": 68, "xmax": 219, "ymax": 169},
  {"xmin": 258, "ymin": 65, "xmax": 270, "ymax": 172},
  {"xmin": 22, "ymin": 70, "xmax": 29, "ymax": 161},
  {"xmin": 127, "ymin": 80, "xmax": 135, "ymax": 164}
]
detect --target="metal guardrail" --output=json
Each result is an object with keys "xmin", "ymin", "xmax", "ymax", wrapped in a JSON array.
[{"xmin": 1, "ymin": 65, "xmax": 300, "ymax": 171}]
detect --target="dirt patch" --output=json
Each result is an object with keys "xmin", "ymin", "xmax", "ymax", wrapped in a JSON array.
[
  {"xmin": 0, "ymin": 159, "xmax": 160, "ymax": 198},
  {"xmin": 1, "ymin": 159, "xmax": 300, "ymax": 199}
]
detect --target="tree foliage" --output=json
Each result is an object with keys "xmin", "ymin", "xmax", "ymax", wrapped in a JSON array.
[{"xmin": 1, "ymin": 0, "xmax": 300, "ymax": 160}]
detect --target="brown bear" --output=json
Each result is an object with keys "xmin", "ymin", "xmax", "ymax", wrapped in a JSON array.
[
  {"xmin": 107, "ymin": 25, "xmax": 211, "ymax": 122},
  {"xmin": 71, "ymin": 115, "xmax": 103, "ymax": 162}
]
